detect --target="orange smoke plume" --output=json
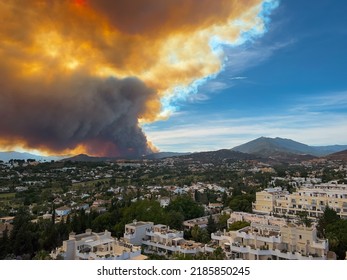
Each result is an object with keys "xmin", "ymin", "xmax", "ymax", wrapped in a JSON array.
[{"xmin": 0, "ymin": 0, "xmax": 276, "ymax": 157}]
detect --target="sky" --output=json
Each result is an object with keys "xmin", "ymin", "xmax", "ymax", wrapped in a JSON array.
[
  {"xmin": 143, "ymin": 0, "xmax": 347, "ymax": 152},
  {"xmin": 0, "ymin": 0, "xmax": 346, "ymax": 156}
]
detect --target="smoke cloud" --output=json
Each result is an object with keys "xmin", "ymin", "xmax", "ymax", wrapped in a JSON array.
[
  {"xmin": 0, "ymin": 71, "xmax": 157, "ymax": 157},
  {"xmin": 0, "ymin": 0, "xmax": 277, "ymax": 157}
]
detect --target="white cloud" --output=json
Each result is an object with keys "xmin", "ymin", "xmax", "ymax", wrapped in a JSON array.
[
  {"xmin": 144, "ymin": 112, "xmax": 347, "ymax": 152},
  {"xmin": 187, "ymin": 93, "xmax": 210, "ymax": 102},
  {"xmin": 290, "ymin": 91, "xmax": 347, "ymax": 112},
  {"xmin": 200, "ymin": 81, "xmax": 232, "ymax": 93},
  {"xmin": 229, "ymin": 76, "xmax": 248, "ymax": 80},
  {"xmin": 224, "ymin": 39, "xmax": 296, "ymax": 75}
]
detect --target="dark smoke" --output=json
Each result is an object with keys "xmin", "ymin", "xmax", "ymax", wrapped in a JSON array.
[
  {"xmin": 0, "ymin": 72, "xmax": 156, "ymax": 157},
  {"xmin": 87, "ymin": 0, "xmax": 258, "ymax": 35}
]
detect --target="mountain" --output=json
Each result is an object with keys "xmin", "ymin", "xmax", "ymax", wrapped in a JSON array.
[
  {"xmin": 62, "ymin": 151, "xmax": 191, "ymax": 162},
  {"xmin": 0, "ymin": 151, "xmax": 63, "ymax": 162},
  {"xmin": 325, "ymin": 149, "xmax": 347, "ymax": 161},
  {"xmin": 174, "ymin": 149, "xmax": 261, "ymax": 163},
  {"xmin": 143, "ymin": 152, "xmax": 191, "ymax": 160},
  {"xmin": 312, "ymin": 145, "xmax": 347, "ymax": 156},
  {"xmin": 232, "ymin": 137, "xmax": 347, "ymax": 157},
  {"xmin": 61, "ymin": 154, "xmax": 115, "ymax": 162}
]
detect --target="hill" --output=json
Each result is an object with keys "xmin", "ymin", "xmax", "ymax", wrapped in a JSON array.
[
  {"xmin": 232, "ymin": 137, "xmax": 347, "ymax": 157},
  {"xmin": 143, "ymin": 152, "xmax": 191, "ymax": 160},
  {"xmin": 61, "ymin": 154, "xmax": 115, "ymax": 162},
  {"xmin": 0, "ymin": 151, "xmax": 63, "ymax": 162},
  {"xmin": 325, "ymin": 149, "xmax": 347, "ymax": 161},
  {"xmin": 175, "ymin": 149, "xmax": 261, "ymax": 163}
]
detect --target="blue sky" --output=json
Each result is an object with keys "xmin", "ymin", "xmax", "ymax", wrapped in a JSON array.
[{"xmin": 143, "ymin": 0, "xmax": 347, "ymax": 152}]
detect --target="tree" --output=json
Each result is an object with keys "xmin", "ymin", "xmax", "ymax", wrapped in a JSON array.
[
  {"xmin": 33, "ymin": 250, "xmax": 52, "ymax": 260},
  {"xmin": 211, "ymin": 246, "xmax": 226, "ymax": 260},
  {"xmin": 13, "ymin": 224, "xmax": 34, "ymax": 257},
  {"xmin": 207, "ymin": 215, "xmax": 217, "ymax": 235},
  {"xmin": 10, "ymin": 208, "xmax": 32, "ymax": 250},
  {"xmin": 217, "ymin": 213, "xmax": 230, "ymax": 231},
  {"xmin": 122, "ymin": 200, "xmax": 166, "ymax": 225},
  {"xmin": 317, "ymin": 206, "xmax": 339, "ymax": 238},
  {"xmin": 91, "ymin": 212, "xmax": 114, "ymax": 232},
  {"xmin": 51, "ymin": 204, "xmax": 56, "ymax": 225},
  {"xmin": 166, "ymin": 211, "xmax": 184, "ymax": 230},
  {"xmin": 0, "ymin": 226, "xmax": 10, "ymax": 259},
  {"xmin": 166, "ymin": 195, "xmax": 204, "ymax": 220},
  {"xmin": 296, "ymin": 211, "xmax": 312, "ymax": 227},
  {"xmin": 191, "ymin": 225, "xmax": 201, "ymax": 242},
  {"xmin": 190, "ymin": 225, "xmax": 210, "ymax": 243},
  {"xmin": 317, "ymin": 207, "xmax": 347, "ymax": 259},
  {"xmin": 325, "ymin": 220, "xmax": 347, "ymax": 260}
]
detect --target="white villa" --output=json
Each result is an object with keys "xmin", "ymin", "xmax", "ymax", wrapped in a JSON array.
[
  {"xmin": 51, "ymin": 229, "xmax": 144, "ymax": 260},
  {"xmin": 124, "ymin": 221, "xmax": 211, "ymax": 256}
]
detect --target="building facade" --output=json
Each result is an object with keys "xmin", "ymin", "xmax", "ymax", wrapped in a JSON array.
[
  {"xmin": 253, "ymin": 183, "xmax": 347, "ymax": 219},
  {"xmin": 212, "ymin": 212, "xmax": 330, "ymax": 260},
  {"xmin": 51, "ymin": 229, "xmax": 143, "ymax": 260},
  {"xmin": 123, "ymin": 221, "xmax": 209, "ymax": 256}
]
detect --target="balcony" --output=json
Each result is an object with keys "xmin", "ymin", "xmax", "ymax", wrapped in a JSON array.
[
  {"xmin": 228, "ymin": 244, "xmax": 250, "ymax": 254},
  {"xmin": 123, "ymin": 233, "xmax": 136, "ymax": 240},
  {"xmin": 142, "ymin": 240, "xmax": 180, "ymax": 252}
]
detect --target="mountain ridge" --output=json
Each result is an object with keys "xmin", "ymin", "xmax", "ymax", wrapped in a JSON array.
[
  {"xmin": 231, "ymin": 137, "xmax": 347, "ymax": 157},
  {"xmin": 325, "ymin": 149, "xmax": 347, "ymax": 161},
  {"xmin": 0, "ymin": 151, "xmax": 64, "ymax": 162},
  {"xmin": 2, "ymin": 137, "xmax": 347, "ymax": 163}
]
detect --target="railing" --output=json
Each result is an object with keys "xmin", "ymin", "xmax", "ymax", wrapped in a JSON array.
[
  {"xmin": 142, "ymin": 240, "xmax": 180, "ymax": 252},
  {"xmin": 226, "ymin": 246, "xmax": 326, "ymax": 260},
  {"xmin": 123, "ymin": 233, "xmax": 135, "ymax": 239}
]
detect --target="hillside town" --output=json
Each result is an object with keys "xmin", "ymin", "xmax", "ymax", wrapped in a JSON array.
[{"xmin": 0, "ymin": 152, "xmax": 347, "ymax": 260}]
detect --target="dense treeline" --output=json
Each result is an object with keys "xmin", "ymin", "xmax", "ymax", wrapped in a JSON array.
[{"xmin": 0, "ymin": 195, "xmax": 204, "ymax": 259}]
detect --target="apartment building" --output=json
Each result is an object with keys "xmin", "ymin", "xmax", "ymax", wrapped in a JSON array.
[
  {"xmin": 123, "ymin": 221, "xmax": 208, "ymax": 256},
  {"xmin": 51, "ymin": 229, "xmax": 143, "ymax": 260},
  {"xmin": 183, "ymin": 214, "xmax": 220, "ymax": 230},
  {"xmin": 212, "ymin": 213, "xmax": 330, "ymax": 260},
  {"xmin": 252, "ymin": 187, "xmax": 289, "ymax": 215},
  {"xmin": 253, "ymin": 183, "xmax": 347, "ymax": 219},
  {"xmin": 228, "ymin": 211, "xmax": 286, "ymax": 227},
  {"xmin": 123, "ymin": 220, "xmax": 154, "ymax": 245}
]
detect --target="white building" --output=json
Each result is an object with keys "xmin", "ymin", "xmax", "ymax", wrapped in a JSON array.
[
  {"xmin": 212, "ymin": 212, "xmax": 330, "ymax": 260},
  {"xmin": 228, "ymin": 211, "xmax": 286, "ymax": 227},
  {"xmin": 183, "ymin": 214, "xmax": 220, "ymax": 230},
  {"xmin": 159, "ymin": 197, "xmax": 170, "ymax": 208},
  {"xmin": 123, "ymin": 220, "xmax": 154, "ymax": 245},
  {"xmin": 51, "ymin": 229, "xmax": 144, "ymax": 260},
  {"xmin": 123, "ymin": 221, "xmax": 209, "ymax": 257},
  {"xmin": 55, "ymin": 206, "xmax": 71, "ymax": 217},
  {"xmin": 252, "ymin": 187, "xmax": 288, "ymax": 215},
  {"xmin": 253, "ymin": 183, "xmax": 347, "ymax": 219}
]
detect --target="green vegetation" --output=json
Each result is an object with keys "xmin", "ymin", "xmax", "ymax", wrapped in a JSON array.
[
  {"xmin": 0, "ymin": 193, "xmax": 15, "ymax": 199},
  {"xmin": 228, "ymin": 221, "xmax": 250, "ymax": 231},
  {"xmin": 166, "ymin": 195, "xmax": 204, "ymax": 220},
  {"xmin": 317, "ymin": 207, "xmax": 347, "ymax": 260},
  {"xmin": 1, "ymin": 153, "xmax": 346, "ymax": 260},
  {"xmin": 227, "ymin": 186, "xmax": 256, "ymax": 213},
  {"xmin": 0, "ymin": 195, "xmax": 206, "ymax": 259},
  {"xmin": 172, "ymin": 247, "xmax": 226, "ymax": 260},
  {"xmin": 296, "ymin": 211, "xmax": 312, "ymax": 227}
]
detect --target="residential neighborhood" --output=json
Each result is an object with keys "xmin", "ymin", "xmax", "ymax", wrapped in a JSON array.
[{"xmin": 0, "ymin": 152, "xmax": 347, "ymax": 260}]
